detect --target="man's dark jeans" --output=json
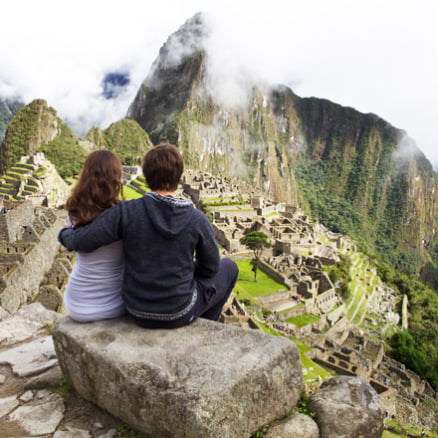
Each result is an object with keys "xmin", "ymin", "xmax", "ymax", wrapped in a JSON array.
[{"xmin": 129, "ymin": 258, "xmax": 239, "ymax": 329}]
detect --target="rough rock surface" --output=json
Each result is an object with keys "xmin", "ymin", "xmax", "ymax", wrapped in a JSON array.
[
  {"xmin": 308, "ymin": 376, "xmax": 385, "ymax": 438},
  {"xmin": 0, "ymin": 303, "xmax": 122, "ymax": 438},
  {"xmin": 53, "ymin": 316, "xmax": 304, "ymax": 438},
  {"xmin": 265, "ymin": 412, "xmax": 320, "ymax": 438},
  {"xmin": 1, "ymin": 302, "xmax": 390, "ymax": 438}
]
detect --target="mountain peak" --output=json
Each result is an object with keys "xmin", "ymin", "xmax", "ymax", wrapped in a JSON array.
[
  {"xmin": 145, "ymin": 12, "xmax": 208, "ymax": 91},
  {"xmin": 127, "ymin": 13, "xmax": 209, "ymax": 144}
]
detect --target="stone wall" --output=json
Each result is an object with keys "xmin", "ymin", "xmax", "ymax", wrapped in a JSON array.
[
  {"xmin": 35, "ymin": 247, "xmax": 74, "ymax": 312},
  {"xmin": 0, "ymin": 211, "xmax": 65, "ymax": 313},
  {"xmin": 257, "ymin": 260, "xmax": 292, "ymax": 290},
  {"xmin": 326, "ymin": 303, "xmax": 346, "ymax": 325},
  {"xmin": 0, "ymin": 215, "xmax": 7, "ymax": 242},
  {"xmin": 215, "ymin": 208, "xmax": 257, "ymax": 220},
  {"xmin": 0, "ymin": 200, "xmax": 34, "ymax": 242},
  {"xmin": 277, "ymin": 304, "xmax": 306, "ymax": 320},
  {"xmin": 0, "ymin": 261, "xmax": 19, "ymax": 276},
  {"xmin": 257, "ymin": 291, "xmax": 292, "ymax": 305},
  {"xmin": 313, "ymin": 356, "xmax": 358, "ymax": 377},
  {"xmin": 213, "ymin": 225, "xmax": 241, "ymax": 252},
  {"xmin": 256, "ymin": 204, "xmax": 279, "ymax": 216},
  {"xmin": 0, "ymin": 242, "xmax": 34, "ymax": 254},
  {"xmin": 307, "ymin": 289, "xmax": 338, "ymax": 315}
]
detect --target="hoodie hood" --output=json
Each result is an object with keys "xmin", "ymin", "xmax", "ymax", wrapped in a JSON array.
[{"xmin": 143, "ymin": 192, "xmax": 196, "ymax": 238}]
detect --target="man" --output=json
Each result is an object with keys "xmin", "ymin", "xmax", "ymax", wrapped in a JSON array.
[{"xmin": 59, "ymin": 143, "xmax": 238, "ymax": 328}]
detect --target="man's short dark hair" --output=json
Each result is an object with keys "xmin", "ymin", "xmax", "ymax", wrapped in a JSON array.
[{"xmin": 142, "ymin": 143, "xmax": 184, "ymax": 191}]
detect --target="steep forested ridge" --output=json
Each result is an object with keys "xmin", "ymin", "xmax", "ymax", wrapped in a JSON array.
[
  {"xmin": 286, "ymin": 92, "xmax": 437, "ymax": 270},
  {"xmin": 0, "ymin": 99, "xmax": 87, "ymax": 178},
  {"xmin": 127, "ymin": 15, "xmax": 438, "ymax": 272}
]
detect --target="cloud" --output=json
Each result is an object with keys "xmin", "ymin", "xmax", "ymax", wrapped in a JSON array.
[
  {"xmin": 0, "ymin": 0, "xmax": 437, "ymax": 167},
  {"xmin": 201, "ymin": 1, "xmax": 438, "ymax": 167},
  {"xmin": 0, "ymin": 0, "xmax": 202, "ymax": 134},
  {"xmin": 394, "ymin": 134, "xmax": 421, "ymax": 164}
]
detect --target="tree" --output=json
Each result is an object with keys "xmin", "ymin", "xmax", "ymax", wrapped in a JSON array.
[{"xmin": 240, "ymin": 231, "xmax": 271, "ymax": 281}]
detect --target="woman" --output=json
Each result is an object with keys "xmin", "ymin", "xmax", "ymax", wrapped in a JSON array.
[{"xmin": 63, "ymin": 149, "xmax": 125, "ymax": 322}]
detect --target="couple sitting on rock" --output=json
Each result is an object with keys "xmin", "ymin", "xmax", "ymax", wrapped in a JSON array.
[{"xmin": 58, "ymin": 144, "xmax": 238, "ymax": 329}]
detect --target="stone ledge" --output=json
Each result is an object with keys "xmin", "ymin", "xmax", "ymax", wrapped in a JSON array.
[{"xmin": 53, "ymin": 316, "xmax": 303, "ymax": 438}]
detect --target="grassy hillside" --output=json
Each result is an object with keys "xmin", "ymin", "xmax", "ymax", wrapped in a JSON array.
[
  {"xmin": 0, "ymin": 99, "xmax": 87, "ymax": 178},
  {"xmin": 85, "ymin": 119, "xmax": 153, "ymax": 165}
]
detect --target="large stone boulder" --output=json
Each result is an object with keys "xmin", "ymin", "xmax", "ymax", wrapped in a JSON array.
[
  {"xmin": 308, "ymin": 376, "xmax": 384, "ymax": 438},
  {"xmin": 52, "ymin": 316, "xmax": 303, "ymax": 438},
  {"xmin": 265, "ymin": 412, "xmax": 319, "ymax": 438}
]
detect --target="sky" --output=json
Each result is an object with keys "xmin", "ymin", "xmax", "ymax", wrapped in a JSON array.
[{"xmin": 1, "ymin": 0, "xmax": 437, "ymax": 166}]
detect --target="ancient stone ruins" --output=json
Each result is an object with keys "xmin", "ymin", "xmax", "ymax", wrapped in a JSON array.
[{"xmin": 0, "ymin": 157, "xmax": 436, "ymax": 437}]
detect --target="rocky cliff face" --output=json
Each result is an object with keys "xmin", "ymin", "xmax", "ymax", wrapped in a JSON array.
[
  {"xmin": 127, "ymin": 15, "xmax": 300, "ymax": 204},
  {"xmin": 127, "ymin": 13, "xmax": 438, "ymax": 267}
]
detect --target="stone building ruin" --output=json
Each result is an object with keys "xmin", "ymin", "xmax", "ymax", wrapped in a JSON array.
[
  {"xmin": 0, "ymin": 166, "xmax": 435, "ymax": 432},
  {"xmin": 0, "ymin": 199, "xmax": 69, "ymax": 313},
  {"xmin": 0, "ymin": 153, "xmax": 70, "ymax": 207}
]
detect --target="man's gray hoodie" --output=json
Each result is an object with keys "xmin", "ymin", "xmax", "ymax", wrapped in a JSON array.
[{"xmin": 58, "ymin": 192, "xmax": 220, "ymax": 318}]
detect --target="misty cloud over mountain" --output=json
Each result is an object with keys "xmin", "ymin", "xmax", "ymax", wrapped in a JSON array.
[{"xmin": 0, "ymin": 1, "xmax": 437, "ymax": 165}]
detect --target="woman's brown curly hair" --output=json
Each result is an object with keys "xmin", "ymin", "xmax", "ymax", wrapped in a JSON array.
[{"xmin": 66, "ymin": 150, "xmax": 122, "ymax": 227}]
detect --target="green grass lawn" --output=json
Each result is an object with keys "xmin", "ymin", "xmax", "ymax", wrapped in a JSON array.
[
  {"xmin": 346, "ymin": 278, "xmax": 366, "ymax": 316},
  {"xmin": 65, "ymin": 177, "xmax": 77, "ymax": 185},
  {"xmin": 202, "ymin": 196, "xmax": 236, "ymax": 201},
  {"xmin": 342, "ymin": 251, "xmax": 386, "ymax": 326},
  {"xmin": 352, "ymin": 296, "xmax": 369, "ymax": 324},
  {"xmin": 131, "ymin": 177, "xmax": 149, "ymax": 191},
  {"xmin": 255, "ymin": 320, "xmax": 285, "ymax": 336},
  {"xmin": 286, "ymin": 313, "xmax": 320, "ymax": 327},
  {"xmin": 382, "ymin": 421, "xmax": 438, "ymax": 438},
  {"xmin": 122, "ymin": 185, "xmax": 144, "ymax": 200},
  {"xmin": 202, "ymin": 196, "xmax": 224, "ymax": 201},
  {"xmin": 7, "ymin": 171, "xmax": 23, "ymax": 178},
  {"xmin": 382, "ymin": 431, "xmax": 401, "ymax": 438},
  {"xmin": 242, "ymin": 322, "xmax": 334, "ymax": 382},
  {"xmin": 234, "ymin": 261, "xmax": 338, "ymax": 385},
  {"xmin": 318, "ymin": 235, "xmax": 329, "ymax": 244},
  {"xmin": 289, "ymin": 336, "xmax": 312, "ymax": 353},
  {"xmin": 63, "ymin": 179, "xmax": 145, "ymax": 200},
  {"xmin": 300, "ymin": 352, "xmax": 335, "ymax": 381},
  {"xmin": 235, "ymin": 260, "xmax": 286, "ymax": 302}
]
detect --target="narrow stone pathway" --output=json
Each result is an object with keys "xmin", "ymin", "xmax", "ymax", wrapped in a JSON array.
[{"xmin": 0, "ymin": 303, "xmax": 125, "ymax": 438}]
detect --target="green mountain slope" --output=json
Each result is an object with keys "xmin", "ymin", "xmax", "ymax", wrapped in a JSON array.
[
  {"xmin": 85, "ymin": 119, "xmax": 153, "ymax": 165},
  {"xmin": 0, "ymin": 99, "xmax": 87, "ymax": 178},
  {"xmin": 127, "ymin": 14, "xmax": 438, "ymax": 274},
  {"xmin": 127, "ymin": 14, "xmax": 438, "ymax": 391},
  {"xmin": 287, "ymin": 92, "xmax": 437, "ymax": 268}
]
